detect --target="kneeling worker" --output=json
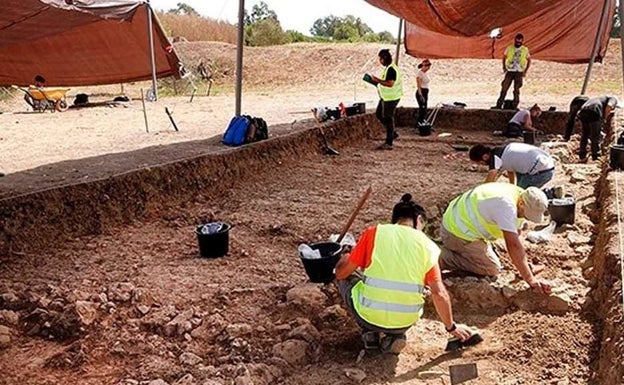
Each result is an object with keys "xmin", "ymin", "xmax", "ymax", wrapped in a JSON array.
[
  {"xmin": 469, "ymin": 143, "xmax": 555, "ymax": 188},
  {"xmin": 335, "ymin": 194, "xmax": 473, "ymax": 354},
  {"xmin": 503, "ymin": 104, "xmax": 541, "ymax": 137},
  {"xmin": 440, "ymin": 183, "xmax": 552, "ymax": 295}
]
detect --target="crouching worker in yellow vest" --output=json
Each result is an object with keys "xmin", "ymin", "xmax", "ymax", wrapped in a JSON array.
[
  {"xmin": 335, "ymin": 194, "xmax": 474, "ymax": 354},
  {"xmin": 440, "ymin": 183, "xmax": 553, "ymax": 295}
]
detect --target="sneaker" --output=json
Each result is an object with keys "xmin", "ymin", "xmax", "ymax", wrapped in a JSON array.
[
  {"xmin": 376, "ymin": 143, "xmax": 393, "ymax": 151},
  {"xmin": 362, "ymin": 331, "xmax": 380, "ymax": 350},
  {"xmin": 381, "ymin": 334, "xmax": 406, "ymax": 354}
]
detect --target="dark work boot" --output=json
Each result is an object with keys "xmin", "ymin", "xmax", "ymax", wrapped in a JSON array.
[
  {"xmin": 380, "ymin": 333, "xmax": 407, "ymax": 354},
  {"xmin": 361, "ymin": 331, "xmax": 380, "ymax": 350}
]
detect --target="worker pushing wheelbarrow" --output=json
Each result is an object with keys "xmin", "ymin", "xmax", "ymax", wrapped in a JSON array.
[{"xmin": 15, "ymin": 75, "xmax": 69, "ymax": 112}]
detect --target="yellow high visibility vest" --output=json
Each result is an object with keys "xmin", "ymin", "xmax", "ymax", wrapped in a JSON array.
[
  {"xmin": 378, "ymin": 63, "xmax": 403, "ymax": 101},
  {"xmin": 442, "ymin": 183, "xmax": 524, "ymax": 242},
  {"xmin": 352, "ymin": 224, "xmax": 438, "ymax": 329},
  {"xmin": 504, "ymin": 45, "xmax": 529, "ymax": 71}
]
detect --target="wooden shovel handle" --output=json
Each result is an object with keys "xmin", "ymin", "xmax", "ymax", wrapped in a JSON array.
[{"xmin": 337, "ymin": 186, "xmax": 372, "ymax": 244}]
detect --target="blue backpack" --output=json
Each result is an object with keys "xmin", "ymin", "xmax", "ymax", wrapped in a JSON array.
[{"xmin": 222, "ymin": 116, "xmax": 251, "ymax": 146}]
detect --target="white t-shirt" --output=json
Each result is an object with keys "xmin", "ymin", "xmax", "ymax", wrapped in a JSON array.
[
  {"xmin": 416, "ymin": 70, "xmax": 430, "ymax": 89},
  {"xmin": 478, "ymin": 197, "xmax": 521, "ymax": 233},
  {"xmin": 508, "ymin": 47, "xmax": 530, "ymax": 72},
  {"xmin": 509, "ymin": 109, "xmax": 530, "ymax": 126},
  {"xmin": 490, "ymin": 142, "xmax": 555, "ymax": 174}
]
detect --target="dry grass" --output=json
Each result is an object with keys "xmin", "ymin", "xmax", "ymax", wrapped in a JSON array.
[{"xmin": 156, "ymin": 12, "xmax": 236, "ymax": 43}]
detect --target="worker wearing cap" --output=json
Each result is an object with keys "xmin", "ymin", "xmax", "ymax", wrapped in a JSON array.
[
  {"xmin": 468, "ymin": 143, "xmax": 555, "ymax": 189},
  {"xmin": 577, "ymin": 95, "xmax": 618, "ymax": 162},
  {"xmin": 439, "ymin": 183, "xmax": 552, "ymax": 295},
  {"xmin": 335, "ymin": 193, "xmax": 473, "ymax": 354},
  {"xmin": 494, "ymin": 33, "xmax": 531, "ymax": 109}
]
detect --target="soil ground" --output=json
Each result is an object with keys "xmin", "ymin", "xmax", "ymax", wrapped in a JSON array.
[{"xmin": 0, "ymin": 125, "xmax": 605, "ymax": 384}]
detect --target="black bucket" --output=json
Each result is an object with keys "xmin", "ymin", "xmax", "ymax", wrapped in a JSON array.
[
  {"xmin": 418, "ymin": 123, "xmax": 432, "ymax": 136},
  {"xmin": 609, "ymin": 145, "xmax": 624, "ymax": 170},
  {"xmin": 548, "ymin": 198, "xmax": 575, "ymax": 225},
  {"xmin": 345, "ymin": 106, "xmax": 359, "ymax": 116},
  {"xmin": 299, "ymin": 242, "xmax": 342, "ymax": 283},
  {"xmin": 195, "ymin": 223, "xmax": 231, "ymax": 258},
  {"xmin": 523, "ymin": 131, "xmax": 535, "ymax": 144},
  {"xmin": 353, "ymin": 102, "xmax": 366, "ymax": 114}
]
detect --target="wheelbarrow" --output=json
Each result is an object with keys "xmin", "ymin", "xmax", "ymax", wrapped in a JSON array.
[{"xmin": 15, "ymin": 86, "xmax": 70, "ymax": 112}]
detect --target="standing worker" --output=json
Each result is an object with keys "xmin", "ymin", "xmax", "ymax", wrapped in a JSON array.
[
  {"xmin": 335, "ymin": 194, "xmax": 474, "ymax": 354},
  {"xmin": 577, "ymin": 95, "xmax": 618, "ymax": 162},
  {"xmin": 364, "ymin": 49, "xmax": 403, "ymax": 150},
  {"xmin": 415, "ymin": 59, "xmax": 432, "ymax": 125},
  {"xmin": 564, "ymin": 95, "xmax": 590, "ymax": 141},
  {"xmin": 494, "ymin": 33, "xmax": 531, "ymax": 110},
  {"xmin": 439, "ymin": 183, "xmax": 552, "ymax": 295},
  {"xmin": 468, "ymin": 142, "xmax": 555, "ymax": 188}
]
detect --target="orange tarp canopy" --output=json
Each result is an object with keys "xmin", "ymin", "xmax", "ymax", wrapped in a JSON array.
[
  {"xmin": 0, "ymin": 0, "xmax": 180, "ymax": 86},
  {"xmin": 366, "ymin": 0, "xmax": 615, "ymax": 64}
]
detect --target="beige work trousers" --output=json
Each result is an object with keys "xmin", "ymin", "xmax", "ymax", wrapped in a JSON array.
[{"xmin": 439, "ymin": 224, "xmax": 503, "ymax": 277}]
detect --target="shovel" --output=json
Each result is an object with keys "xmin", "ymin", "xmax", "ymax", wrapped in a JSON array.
[
  {"xmin": 165, "ymin": 107, "xmax": 179, "ymax": 131},
  {"xmin": 311, "ymin": 110, "xmax": 340, "ymax": 156},
  {"xmin": 337, "ymin": 186, "xmax": 372, "ymax": 243}
]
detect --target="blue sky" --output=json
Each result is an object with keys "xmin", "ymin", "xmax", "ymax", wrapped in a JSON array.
[{"xmin": 149, "ymin": 0, "xmax": 400, "ymax": 36}]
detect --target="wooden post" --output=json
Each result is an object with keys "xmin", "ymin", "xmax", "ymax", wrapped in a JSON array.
[{"xmin": 140, "ymin": 88, "xmax": 149, "ymax": 133}]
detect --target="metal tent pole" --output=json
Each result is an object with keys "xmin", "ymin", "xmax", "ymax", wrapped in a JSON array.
[
  {"xmin": 619, "ymin": 2, "xmax": 624, "ymax": 98},
  {"xmin": 581, "ymin": 0, "xmax": 611, "ymax": 95},
  {"xmin": 395, "ymin": 19, "xmax": 403, "ymax": 64},
  {"xmin": 146, "ymin": 0, "xmax": 158, "ymax": 101},
  {"xmin": 235, "ymin": 0, "xmax": 245, "ymax": 116}
]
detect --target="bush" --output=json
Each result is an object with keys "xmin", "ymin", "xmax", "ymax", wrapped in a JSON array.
[
  {"xmin": 157, "ymin": 12, "xmax": 236, "ymax": 43},
  {"xmin": 245, "ymin": 19, "xmax": 288, "ymax": 46}
]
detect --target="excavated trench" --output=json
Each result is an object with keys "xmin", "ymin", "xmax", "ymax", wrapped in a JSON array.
[{"xmin": 0, "ymin": 108, "xmax": 621, "ymax": 384}]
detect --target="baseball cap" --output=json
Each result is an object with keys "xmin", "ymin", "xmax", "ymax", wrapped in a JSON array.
[{"xmin": 521, "ymin": 187, "xmax": 548, "ymax": 223}]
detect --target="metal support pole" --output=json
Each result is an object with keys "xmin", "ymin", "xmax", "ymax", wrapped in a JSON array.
[
  {"xmin": 619, "ymin": 3, "xmax": 624, "ymax": 99},
  {"xmin": 147, "ymin": 1, "xmax": 158, "ymax": 101},
  {"xmin": 395, "ymin": 19, "xmax": 403, "ymax": 65},
  {"xmin": 235, "ymin": 0, "xmax": 245, "ymax": 116},
  {"xmin": 581, "ymin": 0, "xmax": 611, "ymax": 95}
]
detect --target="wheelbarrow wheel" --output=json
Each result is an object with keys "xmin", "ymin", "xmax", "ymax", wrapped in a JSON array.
[{"xmin": 55, "ymin": 100, "xmax": 68, "ymax": 112}]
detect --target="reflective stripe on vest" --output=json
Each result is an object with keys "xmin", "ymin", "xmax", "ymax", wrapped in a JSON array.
[
  {"xmin": 378, "ymin": 63, "xmax": 403, "ymax": 101},
  {"xmin": 505, "ymin": 45, "xmax": 529, "ymax": 71},
  {"xmin": 443, "ymin": 183, "xmax": 524, "ymax": 242},
  {"xmin": 352, "ymin": 224, "xmax": 436, "ymax": 329}
]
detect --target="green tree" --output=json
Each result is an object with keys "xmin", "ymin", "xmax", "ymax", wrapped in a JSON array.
[
  {"xmin": 246, "ymin": 18, "xmax": 287, "ymax": 46},
  {"xmin": 333, "ymin": 23, "xmax": 360, "ymax": 41},
  {"xmin": 310, "ymin": 15, "xmax": 341, "ymax": 38},
  {"xmin": 285, "ymin": 30, "xmax": 311, "ymax": 43},
  {"xmin": 377, "ymin": 31, "xmax": 396, "ymax": 44},
  {"xmin": 245, "ymin": 1, "xmax": 278, "ymax": 26},
  {"xmin": 167, "ymin": 2, "xmax": 200, "ymax": 16}
]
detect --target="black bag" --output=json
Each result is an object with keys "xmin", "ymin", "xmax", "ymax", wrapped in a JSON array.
[
  {"xmin": 73, "ymin": 93, "xmax": 89, "ymax": 105},
  {"xmin": 242, "ymin": 116, "xmax": 269, "ymax": 143}
]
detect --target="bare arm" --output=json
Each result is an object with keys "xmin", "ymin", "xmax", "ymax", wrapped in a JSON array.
[
  {"xmin": 416, "ymin": 77, "xmax": 423, "ymax": 95},
  {"xmin": 524, "ymin": 57, "xmax": 531, "ymax": 75},
  {"xmin": 335, "ymin": 253, "xmax": 358, "ymax": 280},
  {"xmin": 430, "ymin": 279, "xmax": 472, "ymax": 341},
  {"xmin": 503, "ymin": 230, "xmax": 551, "ymax": 295},
  {"xmin": 371, "ymin": 75, "xmax": 395, "ymax": 88},
  {"xmin": 485, "ymin": 169, "xmax": 499, "ymax": 183}
]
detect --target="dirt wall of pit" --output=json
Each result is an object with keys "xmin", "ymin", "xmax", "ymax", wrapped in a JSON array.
[
  {"xmin": 396, "ymin": 108, "xmax": 571, "ymax": 134},
  {"xmin": 588, "ymin": 144, "xmax": 624, "ymax": 384},
  {"xmin": 0, "ymin": 108, "xmax": 571, "ymax": 258}
]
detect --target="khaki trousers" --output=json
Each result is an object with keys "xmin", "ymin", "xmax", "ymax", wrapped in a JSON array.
[{"xmin": 439, "ymin": 225, "xmax": 503, "ymax": 277}]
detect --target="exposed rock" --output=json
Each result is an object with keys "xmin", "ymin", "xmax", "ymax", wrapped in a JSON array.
[
  {"xmin": 0, "ymin": 310, "xmax": 19, "ymax": 326},
  {"xmin": 147, "ymin": 380, "xmax": 170, "ymax": 385},
  {"xmin": 567, "ymin": 232, "xmax": 591, "ymax": 247},
  {"xmin": 173, "ymin": 374, "xmax": 196, "ymax": 385},
  {"xmin": 1, "ymin": 292, "xmax": 18, "ymax": 304},
  {"xmin": 501, "ymin": 285, "xmax": 519, "ymax": 299},
  {"xmin": 446, "ymin": 279, "xmax": 507, "ymax": 313},
  {"xmin": 190, "ymin": 322, "xmax": 214, "ymax": 341},
  {"xmin": 274, "ymin": 324, "xmax": 292, "ymax": 333},
  {"xmin": 272, "ymin": 339, "xmax": 309, "ymax": 365},
  {"xmin": 137, "ymin": 305, "xmax": 151, "ymax": 316},
  {"xmin": 119, "ymin": 380, "xmax": 139, "ymax": 385},
  {"xmin": 319, "ymin": 304, "xmax": 348, "ymax": 322},
  {"xmin": 287, "ymin": 322, "xmax": 320, "ymax": 343},
  {"xmin": 547, "ymin": 293, "xmax": 573, "ymax": 314},
  {"xmin": 226, "ymin": 323, "xmax": 252, "ymax": 338},
  {"xmin": 286, "ymin": 284, "xmax": 328, "ymax": 311},
  {"xmin": 344, "ymin": 368, "xmax": 367, "ymax": 383},
  {"xmin": 108, "ymin": 282, "xmax": 136, "ymax": 302},
  {"xmin": 75, "ymin": 301, "xmax": 98, "ymax": 326},
  {"xmin": 179, "ymin": 352, "xmax": 203, "ymax": 366},
  {"xmin": 201, "ymin": 381, "xmax": 224, "ymax": 385},
  {"xmin": 570, "ymin": 172, "xmax": 586, "ymax": 183},
  {"xmin": 165, "ymin": 309, "xmax": 195, "ymax": 336},
  {"xmin": 97, "ymin": 293, "xmax": 108, "ymax": 303},
  {"xmin": 0, "ymin": 325, "xmax": 11, "ymax": 349}
]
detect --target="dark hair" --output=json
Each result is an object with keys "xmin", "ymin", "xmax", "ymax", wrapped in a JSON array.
[
  {"xmin": 34, "ymin": 75, "xmax": 45, "ymax": 83},
  {"xmin": 378, "ymin": 49, "xmax": 392, "ymax": 66},
  {"xmin": 391, "ymin": 193, "xmax": 426, "ymax": 226},
  {"xmin": 515, "ymin": 33, "xmax": 524, "ymax": 40},
  {"xmin": 468, "ymin": 144, "xmax": 492, "ymax": 162}
]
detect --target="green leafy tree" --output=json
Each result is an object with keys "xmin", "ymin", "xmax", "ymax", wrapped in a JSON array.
[
  {"xmin": 333, "ymin": 23, "xmax": 360, "ymax": 41},
  {"xmin": 285, "ymin": 30, "xmax": 311, "ymax": 43},
  {"xmin": 167, "ymin": 2, "xmax": 200, "ymax": 16},
  {"xmin": 246, "ymin": 18, "xmax": 287, "ymax": 46},
  {"xmin": 377, "ymin": 31, "xmax": 396, "ymax": 44},
  {"xmin": 245, "ymin": 1, "xmax": 278, "ymax": 26},
  {"xmin": 310, "ymin": 15, "xmax": 341, "ymax": 38}
]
